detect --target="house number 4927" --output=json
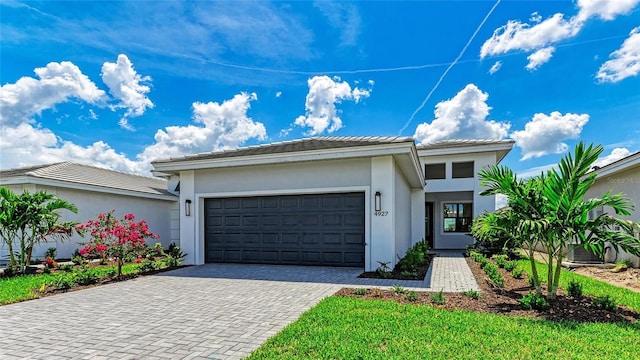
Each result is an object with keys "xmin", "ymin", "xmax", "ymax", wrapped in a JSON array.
[{"xmin": 375, "ymin": 211, "xmax": 389, "ymax": 216}]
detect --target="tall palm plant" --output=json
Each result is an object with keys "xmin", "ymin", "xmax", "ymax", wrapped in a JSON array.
[
  {"xmin": 474, "ymin": 142, "xmax": 640, "ymax": 300},
  {"xmin": 0, "ymin": 187, "xmax": 78, "ymax": 271}
]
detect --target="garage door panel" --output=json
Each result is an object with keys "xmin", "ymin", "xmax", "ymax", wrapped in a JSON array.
[
  {"xmin": 225, "ymin": 216, "xmax": 241, "ymax": 226},
  {"xmin": 282, "ymin": 233, "xmax": 299, "ymax": 244},
  {"xmin": 205, "ymin": 192, "xmax": 364, "ymax": 267}
]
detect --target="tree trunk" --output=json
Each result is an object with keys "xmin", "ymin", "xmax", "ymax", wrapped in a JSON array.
[
  {"xmin": 117, "ymin": 258, "xmax": 123, "ymax": 278},
  {"xmin": 527, "ymin": 247, "xmax": 542, "ymax": 296},
  {"xmin": 546, "ymin": 246, "xmax": 556, "ymax": 300}
]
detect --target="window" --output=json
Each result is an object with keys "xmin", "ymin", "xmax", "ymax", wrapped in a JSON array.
[
  {"xmin": 425, "ymin": 163, "xmax": 445, "ymax": 180},
  {"xmin": 443, "ymin": 203, "xmax": 473, "ymax": 232},
  {"xmin": 452, "ymin": 161, "xmax": 474, "ymax": 178}
]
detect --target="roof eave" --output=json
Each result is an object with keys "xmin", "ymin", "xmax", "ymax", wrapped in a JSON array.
[
  {"xmin": 0, "ymin": 176, "xmax": 178, "ymax": 201},
  {"xmin": 152, "ymin": 142, "xmax": 417, "ymax": 172}
]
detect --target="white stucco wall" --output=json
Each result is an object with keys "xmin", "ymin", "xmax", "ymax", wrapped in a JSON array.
[
  {"xmin": 0, "ymin": 184, "xmax": 176, "ymax": 260},
  {"xmin": 585, "ymin": 166, "xmax": 640, "ymax": 267},
  {"xmin": 180, "ymin": 158, "xmax": 376, "ymax": 268},
  {"xmin": 419, "ymin": 152, "xmax": 497, "ymax": 250},
  {"xmin": 394, "ymin": 164, "xmax": 412, "ymax": 261}
]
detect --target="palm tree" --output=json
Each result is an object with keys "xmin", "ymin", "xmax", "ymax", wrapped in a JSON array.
[
  {"xmin": 474, "ymin": 143, "xmax": 640, "ymax": 300},
  {"xmin": 0, "ymin": 187, "xmax": 78, "ymax": 271}
]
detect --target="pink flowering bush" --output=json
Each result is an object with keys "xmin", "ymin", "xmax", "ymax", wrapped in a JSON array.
[{"xmin": 76, "ymin": 211, "xmax": 159, "ymax": 277}]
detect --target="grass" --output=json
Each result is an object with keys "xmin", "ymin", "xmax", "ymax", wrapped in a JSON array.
[
  {"xmin": 0, "ymin": 263, "xmax": 143, "ymax": 305},
  {"xmin": 248, "ymin": 297, "xmax": 640, "ymax": 359},
  {"xmin": 517, "ymin": 260, "xmax": 640, "ymax": 312}
]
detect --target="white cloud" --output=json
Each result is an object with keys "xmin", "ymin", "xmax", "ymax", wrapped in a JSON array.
[
  {"xmin": 495, "ymin": 194, "xmax": 508, "ymax": 210},
  {"xmin": 101, "ymin": 54, "xmax": 154, "ymax": 129},
  {"xmin": 575, "ymin": 0, "xmax": 640, "ymax": 21},
  {"xmin": 480, "ymin": 13, "xmax": 578, "ymax": 59},
  {"xmin": 480, "ymin": 0, "xmax": 640, "ymax": 68},
  {"xmin": 0, "ymin": 123, "xmax": 144, "ymax": 174},
  {"xmin": 596, "ymin": 26, "xmax": 640, "ymax": 83},
  {"xmin": 314, "ymin": 1, "xmax": 361, "ymax": 47},
  {"xmin": 488, "ymin": 61, "xmax": 502, "ymax": 74},
  {"xmin": 510, "ymin": 111, "xmax": 589, "ymax": 160},
  {"xmin": 139, "ymin": 92, "xmax": 266, "ymax": 163},
  {"xmin": 413, "ymin": 84, "xmax": 510, "ymax": 145},
  {"xmin": 516, "ymin": 163, "xmax": 558, "ymax": 179},
  {"xmin": 0, "ymin": 90, "xmax": 267, "ymax": 176},
  {"xmin": 593, "ymin": 147, "xmax": 632, "ymax": 167},
  {"xmin": 275, "ymin": 91, "xmax": 282, "ymax": 98},
  {"xmin": 0, "ymin": 61, "xmax": 106, "ymax": 126},
  {"xmin": 530, "ymin": 12, "xmax": 542, "ymax": 23},
  {"xmin": 294, "ymin": 76, "xmax": 372, "ymax": 135},
  {"xmin": 118, "ymin": 118, "xmax": 135, "ymax": 132},
  {"xmin": 526, "ymin": 46, "xmax": 555, "ymax": 70}
]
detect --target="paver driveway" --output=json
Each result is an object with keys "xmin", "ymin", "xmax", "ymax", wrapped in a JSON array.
[{"xmin": 0, "ymin": 264, "xmax": 366, "ymax": 360}]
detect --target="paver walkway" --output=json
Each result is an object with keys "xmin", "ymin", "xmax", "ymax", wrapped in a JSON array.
[{"xmin": 0, "ymin": 253, "xmax": 477, "ymax": 360}]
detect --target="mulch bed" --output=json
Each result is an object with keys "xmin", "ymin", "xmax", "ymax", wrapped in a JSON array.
[
  {"xmin": 337, "ymin": 257, "xmax": 640, "ymax": 324},
  {"xmin": 358, "ymin": 254, "xmax": 434, "ymax": 280}
]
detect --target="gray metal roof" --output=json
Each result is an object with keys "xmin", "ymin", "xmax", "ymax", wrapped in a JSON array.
[
  {"xmin": 152, "ymin": 136, "xmax": 415, "ymax": 164},
  {"xmin": 0, "ymin": 162, "xmax": 173, "ymax": 197},
  {"xmin": 416, "ymin": 139, "xmax": 515, "ymax": 150}
]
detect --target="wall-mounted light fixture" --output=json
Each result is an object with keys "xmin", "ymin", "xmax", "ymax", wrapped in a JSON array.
[
  {"xmin": 374, "ymin": 191, "xmax": 381, "ymax": 212},
  {"xmin": 185, "ymin": 199, "xmax": 192, "ymax": 217}
]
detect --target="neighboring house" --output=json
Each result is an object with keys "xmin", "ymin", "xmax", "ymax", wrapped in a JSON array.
[
  {"xmin": 585, "ymin": 151, "xmax": 640, "ymax": 267},
  {"xmin": 151, "ymin": 137, "xmax": 514, "ymax": 271},
  {"xmin": 0, "ymin": 162, "xmax": 179, "ymax": 261}
]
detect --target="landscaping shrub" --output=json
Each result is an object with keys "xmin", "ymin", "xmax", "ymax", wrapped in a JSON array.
[
  {"xmin": 492, "ymin": 254, "xmax": 508, "ymax": 268},
  {"xmin": 462, "ymin": 289, "xmax": 481, "ymax": 299},
  {"xmin": 592, "ymin": 295, "xmax": 617, "ymax": 311},
  {"xmin": 74, "ymin": 266, "xmax": 99, "ymax": 285},
  {"xmin": 405, "ymin": 291, "xmax": 419, "ymax": 302},
  {"xmin": 354, "ymin": 288, "xmax": 367, "ymax": 296},
  {"xmin": 76, "ymin": 211, "xmax": 159, "ymax": 277},
  {"xmin": 482, "ymin": 262, "xmax": 504, "ymax": 288},
  {"xmin": 164, "ymin": 242, "xmax": 187, "ymax": 267},
  {"xmin": 511, "ymin": 267, "xmax": 524, "ymax": 279},
  {"xmin": 567, "ymin": 279, "xmax": 583, "ymax": 298},
  {"xmin": 431, "ymin": 290, "xmax": 445, "ymax": 305},
  {"xmin": 397, "ymin": 239, "xmax": 429, "ymax": 273},
  {"xmin": 519, "ymin": 292, "xmax": 549, "ymax": 310},
  {"xmin": 376, "ymin": 261, "xmax": 391, "ymax": 278},
  {"xmin": 51, "ymin": 274, "xmax": 76, "ymax": 290},
  {"xmin": 503, "ymin": 261, "xmax": 517, "ymax": 272},
  {"xmin": 392, "ymin": 285, "xmax": 406, "ymax": 294}
]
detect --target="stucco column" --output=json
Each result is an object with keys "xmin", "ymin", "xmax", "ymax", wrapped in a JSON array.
[
  {"xmin": 370, "ymin": 156, "xmax": 395, "ymax": 271},
  {"xmin": 411, "ymin": 188, "xmax": 426, "ymax": 246},
  {"xmin": 179, "ymin": 170, "xmax": 197, "ymax": 265}
]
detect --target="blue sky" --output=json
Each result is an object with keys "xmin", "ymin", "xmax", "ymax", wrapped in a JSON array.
[{"xmin": 1, "ymin": 0, "xmax": 639, "ymax": 177}]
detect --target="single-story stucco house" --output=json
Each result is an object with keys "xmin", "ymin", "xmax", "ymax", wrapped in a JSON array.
[
  {"xmin": 151, "ymin": 136, "xmax": 515, "ymax": 271},
  {"xmin": 0, "ymin": 162, "xmax": 179, "ymax": 261},
  {"xmin": 585, "ymin": 151, "xmax": 640, "ymax": 267}
]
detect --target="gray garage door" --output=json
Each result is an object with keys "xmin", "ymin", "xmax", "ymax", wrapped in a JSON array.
[{"xmin": 205, "ymin": 192, "xmax": 365, "ymax": 267}]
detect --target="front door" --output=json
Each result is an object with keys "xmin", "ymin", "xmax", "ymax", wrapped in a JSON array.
[{"xmin": 425, "ymin": 202, "xmax": 434, "ymax": 248}]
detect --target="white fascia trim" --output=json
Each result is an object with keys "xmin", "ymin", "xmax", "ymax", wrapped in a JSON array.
[
  {"xmin": 593, "ymin": 153, "xmax": 640, "ymax": 179},
  {"xmin": 153, "ymin": 142, "xmax": 415, "ymax": 172},
  {"xmin": 0, "ymin": 177, "xmax": 178, "ymax": 202},
  {"xmin": 417, "ymin": 143, "xmax": 515, "ymax": 157},
  {"xmin": 406, "ymin": 145, "xmax": 426, "ymax": 188}
]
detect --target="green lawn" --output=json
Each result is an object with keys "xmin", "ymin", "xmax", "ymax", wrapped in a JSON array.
[
  {"xmin": 517, "ymin": 260, "xmax": 640, "ymax": 312},
  {"xmin": 249, "ymin": 297, "xmax": 639, "ymax": 360},
  {"xmin": 0, "ymin": 263, "xmax": 143, "ymax": 305}
]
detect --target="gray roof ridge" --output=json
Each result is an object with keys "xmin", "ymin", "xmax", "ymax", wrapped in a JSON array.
[
  {"xmin": 152, "ymin": 136, "xmax": 416, "ymax": 164},
  {"xmin": 28, "ymin": 161, "xmax": 163, "ymax": 181}
]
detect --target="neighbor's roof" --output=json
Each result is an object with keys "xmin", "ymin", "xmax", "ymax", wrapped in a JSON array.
[
  {"xmin": 0, "ymin": 162, "xmax": 174, "ymax": 199},
  {"xmin": 152, "ymin": 136, "xmax": 415, "ymax": 164},
  {"xmin": 416, "ymin": 139, "xmax": 515, "ymax": 150},
  {"xmin": 590, "ymin": 151, "xmax": 640, "ymax": 178}
]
